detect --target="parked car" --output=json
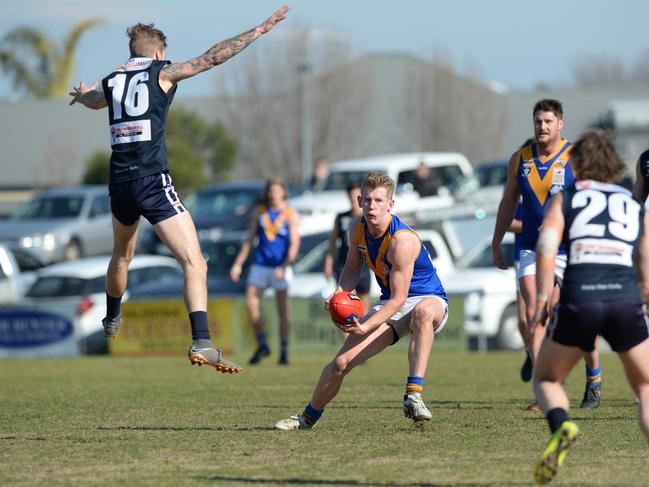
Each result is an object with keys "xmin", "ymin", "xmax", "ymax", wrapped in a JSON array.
[
  {"xmin": 454, "ymin": 160, "xmax": 508, "ymax": 211},
  {"xmin": 0, "ymin": 186, "xmax": 113, "ymax": 263},
  {"xmin": 288, "ymin": 152, "xmax": 474, "ymax": 234},
  {"xmin": 21, "ymin": 255, "xmax": 182, "ymax": 353},
  {"xmin": 130, "ymin": 232, "xmax": 330, "ymax": 300},
  {"xmin": 138, "ymin": 180, "xmax": 305, "ymax": 255},
  {"xmin": 287, "ymin": 229, "xmax": 456, "ymax": 299},
  {"xmin": 0, "ymin": 243, "xmax": 48, "ymax": 304},
  {"xmin": 444, "ymin": 233, "xmax": 521, "ymax": 350}
]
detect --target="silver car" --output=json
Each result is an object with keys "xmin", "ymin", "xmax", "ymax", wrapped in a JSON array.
[{"xmin": 0, "ymin": 186, "xmax": 113, "ymax": 263}]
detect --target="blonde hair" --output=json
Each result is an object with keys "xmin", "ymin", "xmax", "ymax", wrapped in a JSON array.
[
  {"xmin": 361, "ymin": 172, "xmax": 395, "ymax": 200},
  {"xmin": 127, "ymin": 23, "xmax": 167, "ymax": 57}
]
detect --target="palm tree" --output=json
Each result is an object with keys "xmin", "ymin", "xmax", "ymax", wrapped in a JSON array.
[{"xmin": 0, "ymin": 18, "xmax": 102, "ymax": 98}]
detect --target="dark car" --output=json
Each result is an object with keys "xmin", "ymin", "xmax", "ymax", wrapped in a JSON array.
[
  {"xmin": 138, "ymin": 180, "xmax": 304, "ymax": 255},
  {"xmin": 129, "ymin": 232, "xmax": 329, "ymax": 299}
]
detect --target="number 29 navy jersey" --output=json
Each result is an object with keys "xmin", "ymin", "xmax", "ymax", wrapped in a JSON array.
[
  {"xmin": 102, "ymin": 57, "xmax": 177, "ymax": 183},
  {"xmin": 561, "ymin": 180, "xmax": 644, "ymax": 303}
]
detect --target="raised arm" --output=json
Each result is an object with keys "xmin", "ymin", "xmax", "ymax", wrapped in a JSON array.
[
  {"xmin": 159, "ymin": 5, "xmax": 290, "ymax": 91},
  {"xmin": 68, "ymin": 81, "xmax": 108, "ymax": 109},
  {"xmin": 492, "ymin": 151, "xmax": 522, "ymax": 269}
]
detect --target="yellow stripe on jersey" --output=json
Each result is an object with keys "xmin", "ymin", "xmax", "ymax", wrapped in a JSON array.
[
  {"xmin": 518, "ymin": 141, "xmax": 572, "ymax": 207},
  {"xmin": 259, "ymin": 206, "xmax": 295, "ymax": 241}
]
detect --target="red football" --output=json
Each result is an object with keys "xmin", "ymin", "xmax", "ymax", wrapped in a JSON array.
[{"xmin": 329, "ymin": 291, "xmax": 364, "ymax": 325}]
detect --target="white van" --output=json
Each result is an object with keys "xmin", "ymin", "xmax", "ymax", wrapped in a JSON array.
[{"xmin": 290, "ymin": 152, "xmax": 473, "ymax": 234}]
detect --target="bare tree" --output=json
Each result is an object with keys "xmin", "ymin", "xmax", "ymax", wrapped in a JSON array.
[
  {"xmin": 214, "ymin": 29, "xmax": 375, "ymax": 182},
  {"xmin": 572, "ymin": 50, "xmax": 649, "ymax": 88}
]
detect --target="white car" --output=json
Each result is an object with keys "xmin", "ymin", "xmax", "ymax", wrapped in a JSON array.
[
  {"xmin": 444, "ymin": 233, "xmax": 522, "ymax": 350},
  {"xmin": 0, "ymin": 243, "xmax": 48, "ymax": 304},
  {"xmin": 289, "ymin": 152, "xmax": 474, "ymax": 234},
  {"xmin": 287, "ymin": 229, "xmax": 456, "ymax": 299},
  {"xmin": 20, "ymin": 255, "xmax": 182, "ymax": 353}
]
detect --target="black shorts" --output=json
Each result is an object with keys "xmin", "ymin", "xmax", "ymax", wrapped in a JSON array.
[
  {"xmin": 334, "ymin": 264, "xmax": 372, "ymax": 294},
  {"xmin": 548, "ymin": 300, "xmax": 649, "ymax": 352},
  {"xmin": 109, "ymin": 172, "xmax": 186, "ymax": 226}
]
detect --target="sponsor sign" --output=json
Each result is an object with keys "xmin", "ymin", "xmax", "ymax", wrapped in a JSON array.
[{"xmin": 0, "ymin": 308, "xmax": 78, "ymax": 357}]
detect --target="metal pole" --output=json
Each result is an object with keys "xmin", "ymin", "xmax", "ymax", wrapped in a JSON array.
[{"xmin": 298, "ymin": 62, "xmax": 312, "ymax": 186}]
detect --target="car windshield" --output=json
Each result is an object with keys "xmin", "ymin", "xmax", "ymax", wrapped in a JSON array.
[
  {"xmin": 26, "ymin": 276, "xmax": 102, "ymax": 297},
  {"xmin": 14, "ymin": 196, "xmax": 84, "ymax": 219},
  {"xmin": 315, "ymin": 171, "xmax": 374, "ymax": 191},
  {"xmin": 203, "ymin": 241, "xmax": 244, "ymax": 276},
  {"xmin": 476, "ymin": 164, "xmax": 508, "ymax": 187},
  {"xmin": 458, "ymin": 240, "xmax": 516, "ymax": 269},
  {"xmin": 184, "ymin": 189, "xmax": 260, "ymax": 219}
]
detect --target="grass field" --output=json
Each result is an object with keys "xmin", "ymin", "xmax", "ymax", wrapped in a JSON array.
[{"xmin": 1, "ymin": 350, "xmax": 648, "ymax": 486}]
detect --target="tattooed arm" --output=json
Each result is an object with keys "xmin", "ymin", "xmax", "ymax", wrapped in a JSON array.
[
  {"xmin": 159, "ymin": 5, "xmax": 290, "ymax": 92},
  {"xmin": 69, "ymin": 81, "xmax": 108, "ymax": 109}
]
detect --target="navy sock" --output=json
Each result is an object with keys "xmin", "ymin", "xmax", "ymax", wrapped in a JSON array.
[
  {"xmin": 106, "ymin": 293, "xmax": 122, "ymax": 320},
  {"xmin": 546, "ymin": 408, "xmax": 569, "ymax": 434},
  {"xmin": 303, "ymin": 403, "xmax": 323, "ymax": 426},
  {"xmin": 189, "ymin": 311, "xmax": 211, "ymax": 341},
  {"xmin": 280, "ymin": 339, "xmax": 288, "ymax": 354},
  {"xmin": 256, "ymin": 333, "xmax": 268, "ymax": 348}
]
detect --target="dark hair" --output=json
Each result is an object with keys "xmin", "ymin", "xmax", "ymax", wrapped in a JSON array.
[
  {"xmin": 520, "ymin": 138, "xmax": 535, "ymax": 148},
  {"xmin": 127, "ymin": 23, "xmax": 167, "ymax": 57},
  {"xmin": 262, "ymin": 178, "xmax": 288, "ymax": 206},
  {"xmin": 571, "ymin": 130, "xmax": 626, "ymax": 183},
  {"xmin": 346, "ymin": 181, "xmax": 362, "ymax": 193},
  {"xmin": 533, "ymin": 99, "xmax": 563, "ymax": 119},
  {"xmin": 361, "ymin": 172, "xmax": 395, "ymax": 200}
]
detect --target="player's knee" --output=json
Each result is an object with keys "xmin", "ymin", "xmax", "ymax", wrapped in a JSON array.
[
  {"xmin": 410, "ymin": 304, "xmax": 436, "ymax": 333},
  {"xmin": 332, "ymin": 355, "xmax": 352, "ymax": 376}
]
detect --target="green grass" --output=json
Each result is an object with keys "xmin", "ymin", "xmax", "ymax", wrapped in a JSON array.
[{"xmin": 1, "ymin": 351, "xmax": 648, "ymax": 486}]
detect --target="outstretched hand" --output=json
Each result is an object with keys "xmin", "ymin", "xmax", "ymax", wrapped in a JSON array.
[
  {"xmin": 257, "ymin": 5, "xmax": 291, "ymax": 35},
  {"xmin": 69, "ymin": 81, "xmax": 98, "ymax": 106}
]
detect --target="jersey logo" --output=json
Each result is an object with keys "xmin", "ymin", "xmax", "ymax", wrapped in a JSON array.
[{"xmin": 522, "ymin": 161, "xmax": 533, "ymax": 178}]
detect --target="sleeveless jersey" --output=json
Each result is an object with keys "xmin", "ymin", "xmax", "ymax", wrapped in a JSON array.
[
  {"xmin": 561, "ymin": 180, "xmax": 644, "ymax": 303},
  {"xmin": 102, "ymin": 58, "xmax": 177, "ymax": 183},
  {"xmin": 354, "ymin": 214, "xmax": 447, "ymax": 301},
  {"xmin": 637, "ymin": 148, "xmax": 649, "ymax": 189},
  {"xmin": 254, "ymin": 205, "xmax": 296, "ymax": 267},
  {"xmin": 517, "ymin": 139, "xmax": 575, "ymax": 250}
]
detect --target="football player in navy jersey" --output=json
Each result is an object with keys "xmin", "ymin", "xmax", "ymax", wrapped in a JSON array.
[
  {"xmin": 530, "ymin": 130, "xmax": 649, "ymax": 484},
  {"xmin": 632, "ymin": 148, "xmax": 649, "ymax": 202},
  {"xmin": 69, "ymin": 5, "xmax": 291, "ymax": 374}
]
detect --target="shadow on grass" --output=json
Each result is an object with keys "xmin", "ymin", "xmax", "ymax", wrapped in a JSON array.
[
  {"xmin": 96, "ymin": 425, "xmax": 271, "ymax": 432},
  {"xmin": 196, "ymin": 475, "xmax": 529, "ymax": 486}
]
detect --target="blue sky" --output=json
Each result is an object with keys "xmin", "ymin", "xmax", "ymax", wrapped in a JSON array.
[{"xmin": 1, "ymin": 0, "xmax": 647, "ymax": 99}]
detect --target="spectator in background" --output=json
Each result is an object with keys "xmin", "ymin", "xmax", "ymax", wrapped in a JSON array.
[
  {"xmin": 309, "ymin": 157, "xmax": 330, "ymax": 189},
  {"xmin": 413, "ymin": 161, "xmax": 442, "ymax": 197}
]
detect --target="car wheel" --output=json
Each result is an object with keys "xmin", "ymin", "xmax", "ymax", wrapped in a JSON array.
[
  {"xmin": 64, "ymin": 239, "xmax": 83, "ymax": 260},
  {"xmin": 496, "ymin": 304, "xmax": 524, "ymax": 350}
]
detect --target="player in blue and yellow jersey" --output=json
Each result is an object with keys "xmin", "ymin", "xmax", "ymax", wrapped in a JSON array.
[
  {"xmin": 530, "ymin": 131, "xmax": 649, "ymax": 484},
  {"xmin": 231, "ymin": 179, "xmax": 300, "ymax": 365},
  {"xmin": 492, "ymin": 99, "xmax": 602, "ymax": 410},
  {"xmin": 69, "ymin": 5, "xmax": 291, "ymax": 374},
  {"xmin": 273, "ymin": 172, "xmax": 448, "ymax": 430}
]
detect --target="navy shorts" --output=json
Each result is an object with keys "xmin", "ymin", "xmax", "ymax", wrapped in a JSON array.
[
  {"xmin": 548, "ymin": 300, "xmax": 649, "ymax": 353},
  {"xmin": 109, "ymin": 172, "xmax": 186, "ymax": 226},
  {"xmin": 334, "ymin": 263, "xmax": 372, "ymax": 294}
]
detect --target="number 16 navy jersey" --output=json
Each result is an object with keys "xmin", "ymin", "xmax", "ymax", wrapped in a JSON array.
[{"xmin": 102, "ymin": 57, "xmax": 177, "ymax": 183}]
